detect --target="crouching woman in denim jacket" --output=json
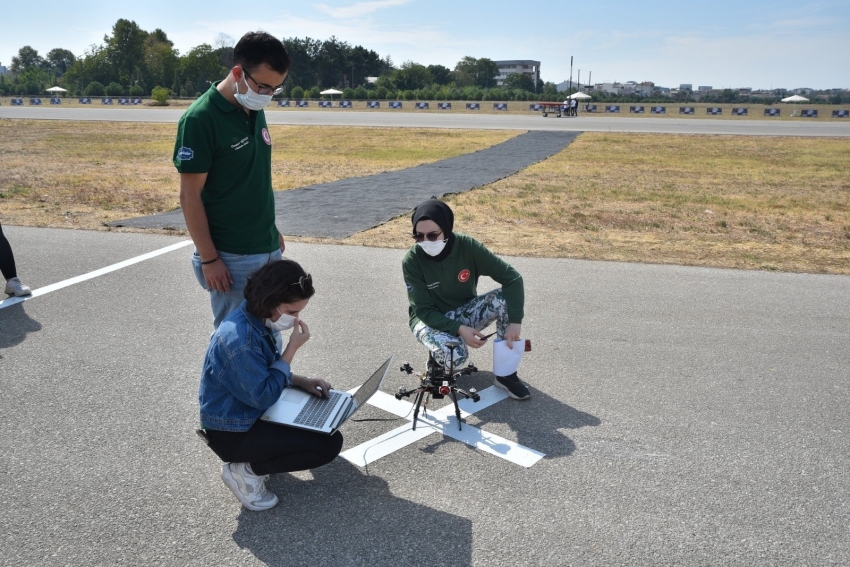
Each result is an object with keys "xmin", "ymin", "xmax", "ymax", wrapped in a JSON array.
[{"xmin": 198, "ymin": 259, "xmax": 341, "ymax": 511}]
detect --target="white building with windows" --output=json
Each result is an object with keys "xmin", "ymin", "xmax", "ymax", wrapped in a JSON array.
[{"xmin": 495, "ymin": 60, "xmax": 540, "ymax": 87}]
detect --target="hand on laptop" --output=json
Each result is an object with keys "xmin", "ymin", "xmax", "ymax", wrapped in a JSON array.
[{"xmin": 291, "ymin": 374, "xmax": 332, "ymax": 398}]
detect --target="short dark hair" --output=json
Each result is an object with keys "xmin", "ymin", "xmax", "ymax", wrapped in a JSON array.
[
  {"xmin": 244, "ymin": 259, "xmax": 315, "ymax": 319},
  {"xmin": 233, "ymin": 31, "xmax": 291, "ymax": 75}
]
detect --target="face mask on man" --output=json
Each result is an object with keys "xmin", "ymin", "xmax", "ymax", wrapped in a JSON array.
[
  {"xmin": 418, "ymin": 239, "xmax": 448, "ymax": 257},
  {"xmin": 234, "ymin": 72, "xmax": 273, "ymax": 111},
  {"xmin": 267, "ymin": 308, "xmax": 296, "ymax": 331}
]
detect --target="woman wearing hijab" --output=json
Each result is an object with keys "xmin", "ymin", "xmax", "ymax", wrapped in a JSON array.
[
  {"xmin": 401, "ymin": 198, "xmax": 530, "ymax": 400},
  {"xmin": 198, "ymin": 259, "xmax": 341, "ymax": 511}
]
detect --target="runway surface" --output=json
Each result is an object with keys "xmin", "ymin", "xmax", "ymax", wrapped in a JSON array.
[
  {"xmin": 2, "ymin": 225, "xmax": 848, "ymax": 566},
  {"xmin": 2, "ymin": 106, "xmax": 849, "ymax": 137}
]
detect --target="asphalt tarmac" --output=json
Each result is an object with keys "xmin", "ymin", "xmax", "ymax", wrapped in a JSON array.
[
  {"xmin": 2, "ymin": 106, "xmax": 850, "ymax": 137},
  {"xmin": 2, "ymin": 225, "xmax": 848, "ymax": 566}
]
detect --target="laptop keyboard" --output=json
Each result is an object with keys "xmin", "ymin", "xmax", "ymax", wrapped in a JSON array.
[{"xmin": 294, "ymin": 391, "xmax": 342, "ymax": 428}]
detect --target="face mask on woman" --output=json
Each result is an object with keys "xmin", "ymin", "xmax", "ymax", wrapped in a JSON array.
[
  {"xmin": 234, "ymin": 73, "xmax": 273, "ymax": 111},
  {"xmin": 418, "ymin": 239, "xmax": 448, "ymax": 257},
  {"xmin": 267, "ymin": 309, "xmax": 296, "ymax": 331}
]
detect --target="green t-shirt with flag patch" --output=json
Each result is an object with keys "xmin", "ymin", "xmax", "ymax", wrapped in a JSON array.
[
  {"xmin": 173, "ymin": 82, "xmax": 279, "ymax": 255},
  {"xmin": 402, "ymin": 233, "xmax": 524, "ymax": 334}
]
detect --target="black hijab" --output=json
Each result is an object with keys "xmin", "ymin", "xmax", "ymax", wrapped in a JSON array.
[{"xmin": 411, "ymin": 198, "xmax": 455, "ymax": 261}]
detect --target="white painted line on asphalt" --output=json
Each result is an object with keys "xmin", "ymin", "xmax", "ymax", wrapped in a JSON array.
[
  {"xmin": 0, "ymin": 240, "xmax": 193, "ymax": 310},
  {"xmin": 340, "ymin": 387, "xmax": 545, "ymax": 468}
]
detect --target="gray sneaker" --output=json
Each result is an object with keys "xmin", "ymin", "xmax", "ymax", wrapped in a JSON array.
[
  {"xmin": 4, "ymin": 277, "xmax": 32, "ymax": 297},
  {"xmin": 494, "ymin": 372, "xmax": 531, "ymax": 400},
  {"xmin": 221, "ymin": 462, "xmax": 279, "ymax": 511}
]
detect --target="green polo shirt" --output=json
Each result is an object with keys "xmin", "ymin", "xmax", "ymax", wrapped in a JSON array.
[
  {"xmin": 173, "ymin": 82, "xmax": 279, "ymax": 254},
  {"xmin": 402, "ymin": 233, "xmax": 524, "ymax": 334}
]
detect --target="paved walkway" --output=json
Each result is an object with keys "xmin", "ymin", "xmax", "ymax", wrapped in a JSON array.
[
  {"xmin": 112, "ymin": 130, "xmax": 580, "ymax": 238},
  {"xmin": 3, "ymin": 106, "xmax": 850, "ymax": 137}
]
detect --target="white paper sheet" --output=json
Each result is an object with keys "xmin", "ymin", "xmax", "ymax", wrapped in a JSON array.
[{"xmin": 493, "ymin": 338, "xmax": 525, "ymax": 376}]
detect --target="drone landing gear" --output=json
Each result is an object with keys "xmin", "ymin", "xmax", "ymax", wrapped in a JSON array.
[{"xmin": 395, "ymin": 341, "xmax": 480, "ymax": 431}]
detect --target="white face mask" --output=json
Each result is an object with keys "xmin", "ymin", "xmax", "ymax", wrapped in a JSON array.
[
  {"xmin": 234, "ymin": 72, "xmax": 273, "ymax": 111},
  {"xmin": 418, "ymin": 239, "xmax": 448, "ymax": 257},
  {"xmin": 267, "ymin": 309, "xmax": 296, "ymax": 331}
]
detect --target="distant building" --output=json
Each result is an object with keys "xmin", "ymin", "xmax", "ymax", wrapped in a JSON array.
[
  {"xmin": 679, "ymin": 83, "xmax": 693, "ymax": 91},
  {"xmin": 556, "ymin": 80, "xmax": 589, "ymax": 93},
  {"xmin": 0, "ymin": 65, "xmax": 8, "ymax": 76},
  {"xmin": 595, "ymin": 82, "xmax": 623, "ymax": 95},
  {"xmin": 636, "ymin": 81, "xmax": 655, "ymax": 96},
  {"xmin": 698, "ymin": 85, "xmax": 712, "ymax": 92},
  {"xmin": 591, "ymin": 81, "xmax": 654, "ymax": 96},
  {"xmin": 495, "ymin": 60, "xmax": 540, "ymax": 87}
]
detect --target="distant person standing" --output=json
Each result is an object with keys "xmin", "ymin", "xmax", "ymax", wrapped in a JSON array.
[
  {"xmin": 174, "ymin": 31, "xmax": 292, "ymax": 329},
  {"xmin": 1, "ymin": 222, "xmax": 31, "ymax": 297},
  {"xmin": 570, "ymin": 97, "xmax": 578, "ymax": 116}
]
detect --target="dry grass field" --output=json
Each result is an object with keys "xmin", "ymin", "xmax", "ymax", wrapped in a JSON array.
[
  {"xmin": 348, "ymin": 133, "xmax": 850, "ymax": 274},
  {"xmin": 0, "ymin": 120, "xmax": 516, "ymax": 228},
  {"xmin": 1, "ymin": 120, "xmax": 848, "ymax": 274}
]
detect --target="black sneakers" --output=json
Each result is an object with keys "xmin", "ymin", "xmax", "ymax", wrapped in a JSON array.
[{"xmin": 494, "ymin": 372, "xmax": 531, "ymax": 400}]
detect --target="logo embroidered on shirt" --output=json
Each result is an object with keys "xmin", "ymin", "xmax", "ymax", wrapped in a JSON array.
[
  {"xmin": 231, "ymin": 136, "xmax": 250, "ymax": 150},
  {"xmin": 262, "ymin": 128, "xmax": 271, "ymax": 145},
  {"xmin": 406, "ymin": 282, "xmax": 413, "ymax": 293},
  {"xmin": 458, "ymin": 269, "xmax": 470, "ymax": 282},
  {"xmin": 426, "ymin": 282, "xmax": 440, "ymax": 289},
  {"xmin": 176, "ymin": 146, "xmax": 194, "ymax": 161}
]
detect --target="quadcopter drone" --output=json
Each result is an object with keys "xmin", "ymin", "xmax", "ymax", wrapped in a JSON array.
[{"xmin": 395, "ymin": 340, "xmax": 480, "ymax": 431}]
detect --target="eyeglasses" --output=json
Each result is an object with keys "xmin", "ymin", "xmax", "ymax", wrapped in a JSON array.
[
  {"xmin": 412, "ymin": 230, "xmax": 444, "ymax": 243},
  {"xmin": 290, "ymin": 274, "xmax": 312, "ymax": 292},
  {"xmin": 243, "ymin": 69, "xmax": 284, "ymax": 96}
]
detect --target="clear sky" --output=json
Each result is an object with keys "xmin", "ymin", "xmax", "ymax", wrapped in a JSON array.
[{"xmin": 1, "ymin": 0, "xmax": 848, "ymax": 89}]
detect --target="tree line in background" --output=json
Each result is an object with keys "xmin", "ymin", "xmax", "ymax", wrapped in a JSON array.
[
  {"xmin": 2, "ymin": 18, "xmax": 847, "ymax": 104},
  {"xmin": 0, "ymin": 18, "xmax": 559, "ymax": 102}
]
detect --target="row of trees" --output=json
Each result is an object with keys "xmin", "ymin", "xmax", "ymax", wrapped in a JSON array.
[
  {"xmin": 286, "ymin": 85, "xmax": 550, "ymax": 102},
  {"xmin": 0, "ymin": 19, "xmax": 232, "ymax": 98},
  {"xmin": 0, "ymin": 18, "xmax": 550, "ymax": 99}
]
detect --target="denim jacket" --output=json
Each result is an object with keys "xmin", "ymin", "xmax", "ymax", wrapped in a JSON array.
[{"xmin": 199, "ymin": 302, "xmax": 292, "ymax": 431}]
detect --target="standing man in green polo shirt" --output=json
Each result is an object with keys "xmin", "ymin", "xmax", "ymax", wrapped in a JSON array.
[{"xmin": 173, "ymin": 31, "xmax": 291, "ymax": 329}]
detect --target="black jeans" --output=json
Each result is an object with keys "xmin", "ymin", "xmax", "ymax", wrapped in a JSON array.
[
  {"xmin": 204, "ymin": 419, "xmax": 344, "ymax": 476},
  {"xmin": 0, "ymin": 222, "xmax": 18, "ymax": 280}
]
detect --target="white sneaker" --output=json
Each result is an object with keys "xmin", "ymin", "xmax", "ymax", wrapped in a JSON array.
[
  {"xmin": 220, "ymin": 462, "xmax": 279, "ymax": 511},
  {"xmin": 4, "ymin": 277, "xmax": 32, "ymax": 297}
]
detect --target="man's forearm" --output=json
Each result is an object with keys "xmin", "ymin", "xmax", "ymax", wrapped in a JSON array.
[{"xmin": 180, "ymin": 192, "xmax": 217, "ymax": 260}]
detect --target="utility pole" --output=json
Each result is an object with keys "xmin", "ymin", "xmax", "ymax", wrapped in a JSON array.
[
  {"xmin": 569, "ymin": 56, "xmax": 573, "ymax": 96},
  {"xmin": 578, "ymin": 69, "xmax": 581, "ymax": 92}
]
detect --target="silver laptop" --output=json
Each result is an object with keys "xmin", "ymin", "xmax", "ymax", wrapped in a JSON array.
[{"xmin": 261, "ymin": 357, "xmax": 393, "ymax": 434}]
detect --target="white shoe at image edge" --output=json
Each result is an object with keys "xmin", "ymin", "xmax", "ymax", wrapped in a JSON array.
[{"xmin": 4, "ymin": 277, "xmax": 32, "ymax": 297}]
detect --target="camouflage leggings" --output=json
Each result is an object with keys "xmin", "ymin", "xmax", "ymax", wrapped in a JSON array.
[{"xmin": 412, "ymin": 288, "xmax": 509, "ymax": 370}]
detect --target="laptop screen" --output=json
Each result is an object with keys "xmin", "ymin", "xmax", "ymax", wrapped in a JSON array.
[{"xmin": 352, "ymin": 357, "xmax": 392, "ymax": 408}]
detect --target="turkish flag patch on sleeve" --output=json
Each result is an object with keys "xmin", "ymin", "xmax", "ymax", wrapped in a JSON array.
[{"xmin": 458, "ymin": 269, "xmax": 470, "ymax": 282}]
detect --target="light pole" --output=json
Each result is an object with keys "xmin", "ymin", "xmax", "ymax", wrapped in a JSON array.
[{"xmin": 569, "ymin": 56, "xmax": 573, "ymax": 96}]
